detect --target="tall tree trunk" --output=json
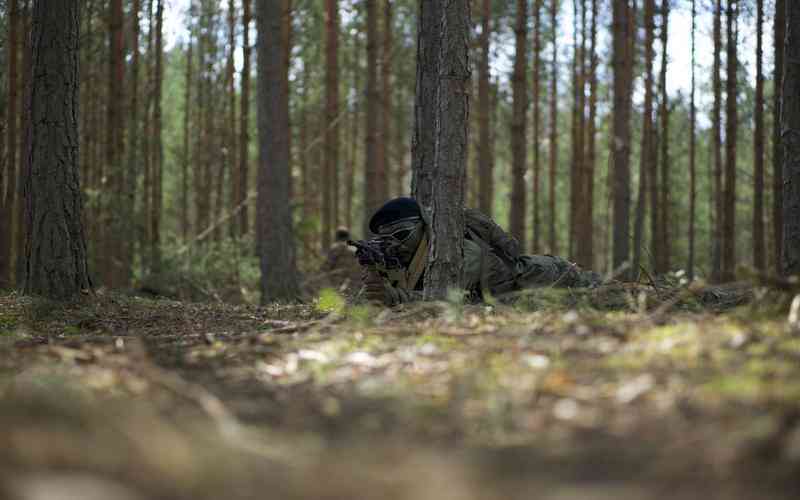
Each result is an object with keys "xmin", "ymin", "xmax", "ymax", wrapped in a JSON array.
[
  {"xmin": 688, "ymin": 0, "xmax": 696, "ymax": 280},
  {"xmin": 182, "ymin": 17, "xmax": 194, "ymax": 242},
  {"xmin": 783, "ymin": 0, "xmax": 800, "ymax": 276},
  {"xmin": 548, "ymin": 0, "xmax": 559, "ymax": 255},
  {"xmin": 1, "ymin": 0, "xmax": 20, "ymax": 288},
  {"xmin": 364, "ymin": 0, "xmax": 383, "ymax": 233},
  {"xmin": 711, "ymin": 0, "xmax": 723, "ymax": 282},
  {"xmin": 127, "ymin": 0, "xmax": 143, "ymax": 247},
  {"xmin": 381, "ymin": 0, "xmax": 392, "ymax": 201},
  {"xmin": 239, "ymin": 0, "xmax": 252, "ymax": 236},
  {"xmin": 574, "ymin": 0, "xmax": 592, "ymax": 268},
  {"xmin": 347, "ymin": 33, "xmax": 361, "ymax": 229},
  {"xmin": 411, "ymin": 0, "xmax": 442, "ymax": 212},
  {"xmin": 105, "ymin": 0, "xmax": 127, "ymax": 288},
  {"xmin": 722, "ymin": 0, "xmax": 738, "ymax": 282},
  {"xmin": 532, "ymin": 0, "xmax": 542, "ymax": 254},
  {"xmin": 633, "ymin": 0, "xmax": 656, "ymax": 279},
  {"xmin": 16, "ymin": 0, "xmax": 32, "ymax": 286},
  {"xmin": 422, "ymin": 0, "xmax": 470, "ymax": 301},
  {"xmin": 773, "ymin": 0, "xmax": 785, "ymax": 274},
  {"xmin": 753, "ymin": 0, "xmax": 765, "ymax": 273},
  {"xmin": 256, "ymin": 0, "xmax": 299, "ymax": 301},
  {"xmin": 583, "ymin": 0, "xmax": 598, "ymax": 269},
  {"xmin": 226, "ymin": 0, "xmax": 238, "ymax": 239},
  {"xmin": 569, "ymin": 0, "xmax": 585, "ymax": 260},
  {"xmin": 657, "ymin": 0, "xmax": 670, "ymax": 274},
  {"xmin": 477, "ymin": 0, "xmax": 492, "ymax": 216},
  {"xmin": 23, "ymin": 0, "xmax": 92, "ymax": 299},
  {"xmin": 611, "ymin": 0, "xmax": 634, "ymax": 276},
  {"xmin": 323, "ymin": 0, "xmax": 339, "ymax": 249},
  {"xmin": 144, "ymin": 0, "xmax": 154, "ymax": 256},
  {"xmin": 151, "ymin": 0, "xmax": 164, "ymax": 273},
  {"xmin": 510, "ymin": 0, "xmax": 528, "ymax": 251}
]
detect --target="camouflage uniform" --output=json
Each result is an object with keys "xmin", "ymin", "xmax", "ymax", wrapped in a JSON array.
[{"xmin": 363, "ymin": 201, "xmax": 600, "ymax": 306}]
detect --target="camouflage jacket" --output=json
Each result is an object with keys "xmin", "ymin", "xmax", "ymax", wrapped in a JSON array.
[{"xmin": 374, "ymin": 209, "xmax": 600, "ymax": 306}]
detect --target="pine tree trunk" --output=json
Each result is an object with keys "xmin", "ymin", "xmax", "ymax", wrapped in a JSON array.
[
  {"xmin": 226, "ymin": 0, "xmax": 238, "ymax": 239},
  {"xmin": 240, "ymin": 0, "xmax": 252, "ymax": 236},
  {"xmin": 548, "ymin": 0, "xmax": 560, "ymax": 255},
  {"xmin": 23, "ymin": 0, "xmax": 92, "ymax": 299},
  {"xmin": 783, "ymin": 0, "xmax": 800, "ymax": 275},
  {"xmin": 422, "ymin": 0, "xmax": 469, "ymax": 301},
  {"xmin": 411, "ymin": 0, "xmax": 442, "ymax": 212},
  {"xmin": 611, "ymin": 0, "xmax": 634, "ymax": 276},
  {"xmin": 182, "ymin": 21, "xmax": 193, "ymax": 242},
  {"xmin": 127, "ymin": 0, "xmax": 143, "ymax": 245},
  {"xmin": 323, "ymin": 0, "xmax": 339, "ymax": 249},
  {"xmin": 510, "ymin": 0, "xmax": 528, "ymax": 251},
  {"xmin": 478, "ymin": 0, "xmax": 492, "ymax": 216},
  {"xmin": 532, "ymin": 0, "xmax": 542, "ymax": 254},
  {"xmin": 256, "ymin": 0, "xmax": 299, "ymax": 301},
  {"xmin": 657, "ymin": 0, "xmax": 670, "ymax": 274},
  {"xmin": 753, "ymin": 0, "xmax": 765, "ymax": 273},
  {"xmin": 151, "ymin": 0, "xmax": 164, "ymax": 273},
  {"xmin": 633, "ymin": 0, "xmax": 656, "ymax": 279},
  {"xmin": 711, "ymin": 0, "xmax": 723, "ymax": 282},
  {"xmin": 582, "ymin": 0, "xmax": 598, "ymax": 269},
  {"xmin": 773, "ymin": 0, "xmax": 785, "ymax": 274},
  {"xmin": 105, "ymin": 0, "xmax": 127, "ymax": 288},
  {"xmin": 722, "ymin": 0, "xmax": 738, "ymax": 282},
  {"xmin": 573, "ymin": 0, "xmax": 591, "ymax": 268},
  {"xmin": 381, "ymin": 0, "xmax": 392, "ymax": 202},
  {"xmin": 688, "ymin": 0, "xmax": 697, "ymax": 280},
  {"xmin": 364, "ymin": 0, "xmax": 383, "ymax": 233},
  {"xmin": 1, "ymin": 0, "xmax": 20, "ymax": 288}
]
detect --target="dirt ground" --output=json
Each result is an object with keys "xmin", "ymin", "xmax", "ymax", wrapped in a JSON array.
[{"xmin": 1, "ymin": 286, "xmax": 799, "ymax": 500}]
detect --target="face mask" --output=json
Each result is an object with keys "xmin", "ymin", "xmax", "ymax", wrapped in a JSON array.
[{"xmin": 377, "ymin": 217, "xmax": 424, "ymax": 267}]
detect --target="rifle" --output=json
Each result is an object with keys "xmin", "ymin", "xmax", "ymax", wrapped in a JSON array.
[{"xmin": 347, "ymin": 239, "xmax": 402, "ymax": 271}]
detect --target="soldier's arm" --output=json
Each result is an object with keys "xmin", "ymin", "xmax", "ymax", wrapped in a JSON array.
[{"xmin": 464, "ymin": 208, "xmax": 521, "ymax": 260}]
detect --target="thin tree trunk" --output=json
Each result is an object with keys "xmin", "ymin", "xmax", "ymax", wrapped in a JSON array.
[
  {"xmin": 582, "ymin": 0, "xmax": 598, "ymax": 269},
  {"xmin": 532, "ymin": 0, "xmax": 542, "ymax": 254},
  {"xmin": 347, "ymin": 34, "xmax": 361, "ymax": 229},
  {"xmin": 422, "ymin": 0, "xmax": 470, "ymax": 300},
  {"xmin": 381, "ymin": 0, "xmax": 392, "ymax": 204},
  {"xmin": 1, "ymin": 0, "xmax": 20, "ymax": 288},
  {"xmin": 151, "ymin": 0, "xmax": 164, "ymax": 273},
  {"xmin": 478, "ymin": 0, "xmax": 492, "ymax": 215},
  {"xmin": 240, "ymin": 0, "xmax": 252, "ymax": 236},
  {"xmin": 688, "ymin": 0, "xmax": 696, "ymax": 280},
  {"xmin": 634, "ymin": 0, "xmax": 656, "ymax": 278},
  {"xmin": 226, "ymin": 0, "xmax": 238, "ymax": 239},
  {"xmin": 510, "ymin": 0, "xmax": 528, "ymax": 251},
  {"xmin": 105, "ymin": 0, "xmax": 127, "ymax": 287},
  {"xmin": 722, "ymin": 0, "xmax": 738, "ymax": 282},
  {"xmin": 753, "ymin": 0, "xmax": 765, "ymax": 273},
  {"xmin": 323, "ymin": 0, "xmax": 339, "ymax": 249},
  {"xmin": 364, "ymin": 0, "xmax": 383, "ymax": 233},
  {"xmin": 128, "ymin": 0, "xmax": 143, "ymax": 245},
  {"xmin": 23, "ymin": 0, "xmax": 92, "ymax": 299},
  {"xmin": 611, "ymin": 0, "xmax": 634, "ymax": 276},
  {"xmin": 657, "ymin": 0, "xmax": 670, "ymax": 274},
  {"xmin": 256, "ymin": 0, "xmax": 299, "ymax": 301},
  {"xmin": 783, "ymin": 0, "xmax": 800, "ymax": 275},
  {"xmin": 573, "ymin": 0, "xmax": 591, "ymax": 268},
  {"xmin": 182, "ymin": 19, "xmax": 193, "ymax": 242},
  {"xmin": 711, "ymin": 0, "xmax": 723, "ymax": 282},
  {"xmin": 548, "ymin": 0, "xmax": 559, "ymax": 255},
  {"xmin": 774, "ymin": 0, "xmax": 785, "ymax": 274},
  {"xmin": 144, "ymin": 0, "xmax": 154, "ymax": 257}
]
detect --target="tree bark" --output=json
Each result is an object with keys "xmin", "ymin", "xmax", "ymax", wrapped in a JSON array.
[
  {"xmin": 783, "ymin": 0, "xmax": 800, "ymax": 275},
  {"xmin": 580, "ymin": 0, "xmax": 598, "ymax": 270},
  {"xmin": 151, "ymin": 0, "xmax": 164, "ymax": 273},
  {"xmin": 532, "ymin": 0, "xmax": 543, "ymax": 254},
  {"xmin": 753, "ymin": 0, "xmax": 765, "ymax": 273},
  {"xmin": 1, "ymin": 0, "xmax": 20, "ymax": 288},
  {"xmin": 23, "ymin": 0, "xmax": 92, "ymax": 299},
  {"xmin": 226, "ymin": 0, "xmax": 238, "ymax": 239},
  {"xmin": 711, "ymin": 0, "xmax": 723, "ymax": 282},
  {"xmin": 381, "ymin": 0, "xmax": 393, "ymax": 200},
  {"xmin": 611, "ymin": 0, "xmax": 634, "ymax": 276},
  {"xmin": 548, "ymin": 0, "xmax": 559, "ymax": 255},
  {"xmin": 773, "ymin": 0, "xmax": 785, "ymax": 274},
  {"xmin": 477, "ymin": 0, "xmax": 492, "ymax": 216},
  {"xmin": 411, "ymin": 0, "xmax": 442, "ymax": 212},
  {"xmin": 364, "ymin": 0, "xmax": 384, "ymax": 233},
  {"xmin": 510, "ymin": 0, "xmax": 528, "ymax": 251},
  {"xmin": 657, "ymin": 0, "xmax": 670, "ymax": 274},
  {"xmin": 422, "ymin": 0, "xmax": 470, "ymax": 301},
  {"xmin": 323, "ymin": 0, "xmax": 339, "ymax": 249},
  {"xmin": 722, "ymin": 0, "xmax": 738, "ymax": 282},
  {"xmin": 256, "ymin": 0, "xmax": 299, "ymax": 301},
  {"xmin": 633, "ymin": 0, "xmax": 656, "ymax": 278},
  {"xmin": 182, "ymin": 16, "xmax": 193, "ymax": 242},
  {"xmin": 688, "ymin": 0, "xmax": 696, "ymax": 280},
  {"xmin": 239, "ymin": 0, "xmax": 252, "ymax": 236}
]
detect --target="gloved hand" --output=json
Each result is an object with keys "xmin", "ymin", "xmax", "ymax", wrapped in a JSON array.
[{"xmin": 362, "ymin": 267, "xmax": 389, "ymax": 305}]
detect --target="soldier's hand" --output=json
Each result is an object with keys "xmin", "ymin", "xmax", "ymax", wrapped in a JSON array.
[{"xmin": 362, "ymin": 268, "xmax": 389, "ymax": 305}]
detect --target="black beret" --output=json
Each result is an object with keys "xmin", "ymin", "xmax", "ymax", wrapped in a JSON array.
[{"xmin": 368, "ymin": 197, "xmax": 422, "ymax": 233}]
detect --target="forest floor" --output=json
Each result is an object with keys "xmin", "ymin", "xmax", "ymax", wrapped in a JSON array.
[{"xmin": 1, "ymin": 285, "xmax": 800, "ymax": 500}]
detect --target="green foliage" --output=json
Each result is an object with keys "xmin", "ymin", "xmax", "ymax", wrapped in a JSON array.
[{"xmin": 315, "ymin": 287, "xmax": 346, "ymax": 315}]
